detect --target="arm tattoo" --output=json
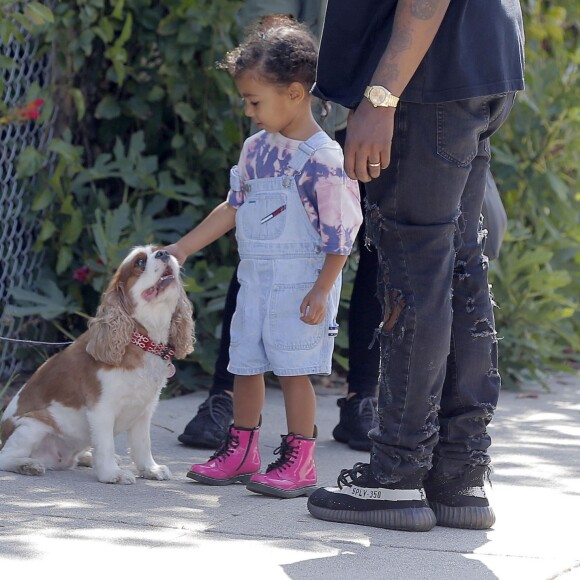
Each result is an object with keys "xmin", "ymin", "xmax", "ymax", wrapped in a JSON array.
[
  {"xmin": 411, "ymin": 0, "xmax": 441, "ymax": 20},
  {"xmin": 383, "ymin": 63, "xmax": 400, "ymax": 87},
  {"xmin": 389, "ymin": 29, "xmax": 412, "ymax": 57}
]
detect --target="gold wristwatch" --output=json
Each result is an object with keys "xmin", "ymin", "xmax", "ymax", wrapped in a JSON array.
[{"xmin": 364, "ymin": 85, "xmax": 399, "ymax": 108}]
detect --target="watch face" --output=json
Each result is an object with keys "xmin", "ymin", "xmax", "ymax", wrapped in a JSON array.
[{"xmin": 369, "ymin": 86, "xmax": 387, "ymax": 106}]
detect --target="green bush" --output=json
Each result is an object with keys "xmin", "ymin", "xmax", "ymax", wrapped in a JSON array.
[
  {"xmin": 1, "ymin": 0, "xmax": 578, "ymax": 391},
  {"xmin": 490, "ymin": 0, "xmax": 580, "ymax": 388},
  {"xmin": 1, "ymin": 0, "xmax": 246, "ymax": 390}
]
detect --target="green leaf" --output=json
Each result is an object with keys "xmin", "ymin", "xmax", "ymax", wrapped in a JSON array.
[
  {"xmin": 6, "ymin": 281, "xmax": 78, "ymax": 320},
  {"xmin": 192, "ymin": 130, "xmax": 207, "ymax": 152},
  {"xmin": 125, "ymin": 96, "xmax": 150, "ymax": 120},
  {"xmin": 0, "ymin": 55, "xmax": 17, "ymax": 69},
  {"xmin": 38, "ymin": 220, "xmax": 57, "ymax": 242},
  {"xmin": 61, "ymin": 209, "xmax": 84, "ymax": 244},
  {"xmin": 128, "ymin": 131, "xmax": 146, "ymax": 156},
  {"xmin": 105, "ymin": 44, "xmax": 128, "ymax": 85},
  {"xmin": 174, "ymin": 102, "xmax": 196, "ymax": 123},
  {"xmin": 95, "ymin": 95, "xmax": 121, "ymax": 119},
  {"xmin": 147, "ymin": 86, "xmax": 165, "ymax": 102},
  {"xmin": 0, "ymin": 18, "xmax": 20, "ymax": 44},
  {"xmin": 117, "ymin": 12, "xmax": 133, "ymax": 46},
  {"xmin": 171, "ymin": 134, "xmax": 185, "ymax": 150},
  {"xmin": 23, "ymin": 2, "xmax": 54, "ymax": 26},
  {"xmin": 78, "ymin": 28, "xmax": 95, "ymax": 56},
  {"xmin": 112, "ymin": 0, "xmax": 125, "ymax": 20},
  {"xmin": 31, "ymin": 187, "xmax": 55, "ymax": 211},
  {"xmin": 95, "ymin": 17, "xmax": 115, "ymax": 43},
  {"xmin": 56, "ymin": 245, "xmax": 73, "ymax": 274},
  {"xmin": 48, "ymin": 139, "xmax": 82, "ymax": 164},
  {"xmin": 546, "ymin": 171, "xmax": 569, "ymax": 201},
  {"xmin": 16, "ymin": 147, "xmax": 45, "ymax": 178}
]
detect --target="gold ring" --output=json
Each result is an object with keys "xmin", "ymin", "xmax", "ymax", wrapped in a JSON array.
[{"xmin": 367, "ymin": 162, "xmax": 381, "ymax": 167}]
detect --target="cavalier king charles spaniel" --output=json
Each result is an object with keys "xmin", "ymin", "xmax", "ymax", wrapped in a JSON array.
[{"xmin": 0, "ymin": 246, "xmax": 195, "ymax": 484}]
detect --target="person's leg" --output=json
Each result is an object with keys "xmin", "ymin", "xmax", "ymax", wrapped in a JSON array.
[
  {"xmin": 233, "ymin": 373, "xmax": 265, "ymax": 429},
  {"xmin": 280, "ymin": 375, "xmax": 316, "ymax": 437},
  {"xmin": 308, "ymin": 94, "xmax": 514, "ymax": 531},
  {"xmin": 210, "ymin": 267, "xmax": 238, "ymax": 397},
  {"xmin": 247, "ymin": 375, "xmax": 318, "ymax": 498},
  {"xmin": 424, "ymin": 94, "xmax": 517, "ymax": 529},
  {"xmin": 333, "ymin": 131, "xmax": 381, "ymax": 451},
  {"xmin": 366, "ymin": 96, "xmax": 514, "ymax": 486},
  {"xmin": 346, "ymin": 207, "xmax": 381, "ymax": 396},
  {"xmin": 422, "ymin": 146, "xmax": 499, "ymax": 529},
  {"xmin": 178, "ymin": 266, "xmax": 238, "ymax": 448}
]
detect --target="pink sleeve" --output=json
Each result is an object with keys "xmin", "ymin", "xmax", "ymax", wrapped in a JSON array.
[
  {"xmin": 226, "ymin": 142, "xmax": 250, "ymax": 208},
  {"xmin": 314, "ymin": 149, "xmax": 363, "ymax": 255}
]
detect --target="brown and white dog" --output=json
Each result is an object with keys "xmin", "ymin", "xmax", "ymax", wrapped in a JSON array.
[{"xmin": 0, "ymin": 246, "xmax": 194, "ymax": 484}]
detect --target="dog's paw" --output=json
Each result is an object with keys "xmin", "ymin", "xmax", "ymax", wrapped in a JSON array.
[
  {"xmin": 140, "ymin": 464, "xmax": 172, "ymax": 481},
  {"xmin": 98, "ymin": 468, "xmax": 136, "ymax": 485},
  {"xmin": 18, "ymin": 461, "xmax": 45, "ymax": 476},
  {"xmin": 76, "ymin": 450, "xmax": 93, "ymax": 468}
]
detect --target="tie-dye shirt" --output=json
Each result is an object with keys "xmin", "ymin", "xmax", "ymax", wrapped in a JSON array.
[{"xmin": 226, "ymin": 130, "xmax": 362, "ymax": 255}]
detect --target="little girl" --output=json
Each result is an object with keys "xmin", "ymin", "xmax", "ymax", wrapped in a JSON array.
[{"xmin": 166, "ymin": 15, "xmax": 362, "ymax": 499}]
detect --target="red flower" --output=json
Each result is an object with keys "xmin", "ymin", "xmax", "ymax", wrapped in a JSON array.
[
  {"xmin": 0, "ymin": 98, "xmax": 45, "ymax": 124},
  {"xmin": 72, "ymin": 265, "xmax": 91, "ymax": 284},
  {"xmin": 16, "ymin": 98, "xmax": 45, "ymax": 120}
]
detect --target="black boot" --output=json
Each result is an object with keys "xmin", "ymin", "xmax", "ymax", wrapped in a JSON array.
[
  {"xmin": 332, "ymin": 395, "xmax": 378, "ymax": 451},
  {"xmin": 178, "ymin": 393, "xmax": 233, "ymax": 449}
]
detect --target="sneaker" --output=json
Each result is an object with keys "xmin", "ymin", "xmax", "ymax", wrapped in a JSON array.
[
  {"xmin": 424, "ymin": 465, "xmax": 495, "ymax": 529},
  {"xmin": 332, "ymin": 395, "xmax": 378, "ymax": 451},
  {"xmin": 177, "ymin": 393, "xmax": 233, "ymax": 449},
  {"xmin": 307, "ymin": 462, "xmax": 436, "ymax": 532}
]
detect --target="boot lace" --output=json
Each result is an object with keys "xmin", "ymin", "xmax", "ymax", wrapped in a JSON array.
[
  {"xmin": 209, "ymin": 431, "xmax": 239, "ymax": 462},
  {"xmin": 197, "ymin": 394, "xmax": 233, "ymax": 428},
  {"xmin": 336, "ymin": 462, "xmax": 372, "ymax": 489},
  {"xmin": 266, "ymin": 434, "xmax": 299, "ymax": 472},
  {"xmin": 356, "ymin": 396, "xmax": 378, "ymax": 426}
]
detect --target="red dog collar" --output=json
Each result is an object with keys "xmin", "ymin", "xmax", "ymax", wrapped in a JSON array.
[{"xmin": 131, "ymin": 332, "xmax": 175, "ymax": 361}]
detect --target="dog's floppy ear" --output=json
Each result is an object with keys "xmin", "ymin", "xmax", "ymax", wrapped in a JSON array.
[
  {"xmin": 169, "ymin": 283, "xmax": 195, "ymax": 359},
  {"xmin": 86, "ymin": 273, "xmax": 134, "ymax": 366}
]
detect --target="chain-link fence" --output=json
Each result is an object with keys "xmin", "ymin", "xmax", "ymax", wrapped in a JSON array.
[{"xmin": 0, "ymin": 25, "xmax": 53, "ymax": 380}]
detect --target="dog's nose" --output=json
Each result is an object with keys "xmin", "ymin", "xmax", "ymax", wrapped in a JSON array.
[{"xmin": 155, "ymin": 250, "xmax": 170, "ymax": 263}]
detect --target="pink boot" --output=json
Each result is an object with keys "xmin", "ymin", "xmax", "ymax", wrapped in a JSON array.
[
  {"xmin": 246, "ymin": 429, "xmax": 317, "ymax": 498},
  {"xmin": 186, "ymin": 424, "xmax": 260, "ymax": 485}
]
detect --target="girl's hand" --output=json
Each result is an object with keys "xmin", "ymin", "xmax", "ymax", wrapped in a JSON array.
[
  {"xmin": 164, "ymin": 243, "xmax": 187, "ymax": 266},
  {"xmin": 300, "ymin": 287, "xmax": 328, "ymax": 325}
]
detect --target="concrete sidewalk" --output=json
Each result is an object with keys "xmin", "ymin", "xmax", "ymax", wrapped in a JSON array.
[{"xmin": 1, "ymin": 372, "xmax": 579, "ymax": 579}]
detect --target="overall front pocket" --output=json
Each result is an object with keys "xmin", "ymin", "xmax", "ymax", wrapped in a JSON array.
[
  {"xmin": 270, "ymin": 282, "xmax": 324, "ymax": 350},
  {"xmin": 238, "ymin": 192, "xmax": 287, "ymax": 241}
]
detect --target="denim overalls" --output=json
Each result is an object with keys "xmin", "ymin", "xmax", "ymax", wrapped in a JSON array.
[{"xmin": 228, "ymin": 131, "xmax": 340, "ymax": 377}]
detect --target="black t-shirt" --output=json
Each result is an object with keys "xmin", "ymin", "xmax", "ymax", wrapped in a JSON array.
[{"xmin": 313, "ymin": 0, "xmax": 525, "ymax": 107}]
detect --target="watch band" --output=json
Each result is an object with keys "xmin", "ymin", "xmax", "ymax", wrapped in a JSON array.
[{"xmin": 364, "ymin": 85, "xmax": 400, "ymax": 108}]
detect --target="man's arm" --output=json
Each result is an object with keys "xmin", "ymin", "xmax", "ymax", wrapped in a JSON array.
[{"xmin": 344, "ymin": 0, "xmax": 451, "ymax": 183}]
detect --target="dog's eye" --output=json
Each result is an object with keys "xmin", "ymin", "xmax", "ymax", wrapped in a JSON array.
[{"xmin": 135, "ymin": 257, "xmax": 146, "ymax": 269}]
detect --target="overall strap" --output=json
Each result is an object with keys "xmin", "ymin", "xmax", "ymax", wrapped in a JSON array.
[{"xmin": 287, "ymin": 131, "xmax": 333, "ymax": 174}]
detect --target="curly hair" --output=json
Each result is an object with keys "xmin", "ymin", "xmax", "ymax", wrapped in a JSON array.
[{"xmin": 220, "ymin": 14, "xmax": 318, "ymax": 89}]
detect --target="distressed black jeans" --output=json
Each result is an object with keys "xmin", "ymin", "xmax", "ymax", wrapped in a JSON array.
[{"xmin": 364, "ymin": 93, "xmax": 517, "ymax": 485}]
